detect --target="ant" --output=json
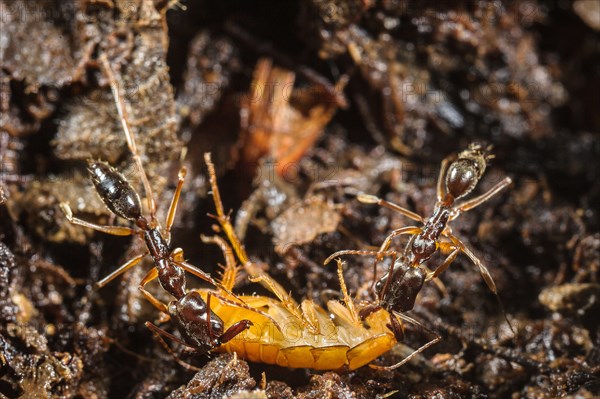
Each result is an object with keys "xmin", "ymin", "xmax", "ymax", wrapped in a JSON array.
[
  {"xmin": 60, "ymin": 54, "xmax": 252, "ymax": 358},
  {"xmin": 325, "ymin": 144, "xmax": 512, "ymax": 368}
]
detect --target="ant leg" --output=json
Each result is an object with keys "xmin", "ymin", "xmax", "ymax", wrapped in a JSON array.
[
  {"xmin": 378, "ymin": 226, "xmax": 422, "ymax": 254},
  {"xmin": 445, "ymin": 232, "xmax": 514, "ymax": 334},
  {"xmin": 445, "ymin": 233, "xmax": 496, "ymax": 293},
  {"xmin": 164, "ymin": 166, "xmax": 187, "ymax": 245},
  {"xmin": 425, "ymin": 242, "xmax": 460, "ymax": 281},
  {"xmin": 138, "ymin": 268, "xmax": 169, "ymax": 314},
  {"xmin": 170, "ymin": 257, "xmax": 216, "ymax": 286},
  {"xmin": 370, "ymin": 312, "xmax": 441, "ymax": 371},
  {"xmin": 388, "ymin": 311, "xmax": 405, "ymax": 341},
  {"xmin": 94, "ymin": 252, "xmax": 147, "ymax": 289},
  {"xmin": 451, "ymin": 177, "xmax": 512, "ymax": 219},
  {"xmin": 99, "ymin": 54, "xmax": 156, "ymax": 221},
  {"xmin": 61, "ymin": 203, "xmax": 137, "ymax": 236},
  {"xmin": 372, "ymin": 226, "xmax": 420, "ymax": 284},
  {"xmin": 171, "ymin": 247, "xmax": 184, "ymax": 263},
  {"xmin": 422, "ymin": 265, "xmax": 448, "ymax": 297},
  {"xmin": 171, "ymin": 258, "xmax": 237, "ymax": 299},
  {"xmin": 144, "ymin": 322, "xmax": 201, "ymax": 372},
  {"xmin": 357, "ymin": 193, "xmax": 424, "ymax": 223},
  {"xmin": 437, "ymin": 156, "xmax": 452, "ymax": 201},
  {"xmin": 323, "ymin": 249, "xmax": 399, "ymax": 266}
]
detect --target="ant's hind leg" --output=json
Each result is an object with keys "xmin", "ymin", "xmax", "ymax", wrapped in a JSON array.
[
  {"xmin": 61, "ymin": 203, "xmax": 137, "ymax": 237},
  {"xmin": 445, "ymin": 233, "xmax": 497, "ymax": 293},
  {"xmin": 144, "ymin": 322, "xmax": 201, "ymax": 371},
  {"xmin": 95, "ymin": 252, "xmax": 147, "ymax": 289},
  {"xmin": 164, "ymin": 166, "xmax": 187, "ymax": 244},
  {"xmin": 445, "ymin": 232, "xmax": 515, "ymax": 334}
]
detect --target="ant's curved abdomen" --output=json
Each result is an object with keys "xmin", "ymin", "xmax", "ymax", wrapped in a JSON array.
[{"xmin": 87, "ymin": 160, "xmax": 143, "ymax": 222}]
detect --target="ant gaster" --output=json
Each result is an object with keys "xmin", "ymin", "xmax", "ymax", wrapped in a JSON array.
[
  {"xmin": 60, "ymin": 54, "xmax": 251, "ymax": 357},
  {"xmin": 325, "ymin": 144, "xmax": 512, "ymax": 368}
]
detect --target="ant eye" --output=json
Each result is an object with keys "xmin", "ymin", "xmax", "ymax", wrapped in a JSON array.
[{"xmin": 211, "ymin": 321, "xmax": 223, "ymax": 332}]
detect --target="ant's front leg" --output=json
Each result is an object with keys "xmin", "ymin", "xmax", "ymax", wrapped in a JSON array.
[
  {"xmin": 164, "ymin": 167, "xmax": 187, "ymax": 245},
  {"xmin": 373, "ymin": 226, "xmax": 421, "ymax": 283},
  {"xmin": 60, "ymin": 203, "xmax": 137, "ymax": 236},
  {"xmin": 451, "ymin": 177, "xmax": 512, "ymax": 219}
]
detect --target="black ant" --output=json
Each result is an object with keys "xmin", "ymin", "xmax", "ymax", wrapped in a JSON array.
[
  {"xmin": 325, "ymin": 144, "xmax": 512, "ymax": 369},
  {"xmin": 60, "ymin": 54, "xmax": 252, "ymax": 359}
]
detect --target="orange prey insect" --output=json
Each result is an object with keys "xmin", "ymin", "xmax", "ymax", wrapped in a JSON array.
[{"xmin": 188, "ymin": 153, "xmax": 439, "ymax": 371}]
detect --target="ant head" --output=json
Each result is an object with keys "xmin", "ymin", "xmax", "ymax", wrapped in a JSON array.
[
  {"xmin": 376, "ymin": 261, "xmax": 426, "ymax": 313},
  {"xmin": 171, "ymin": 292, "xmax": 225, "ymax": 338},
  {"xmin": 170, "ymin": 292, "xmax": 205, "ymax": 321},
  {"xmin": 445, "ymin": 143, "xmax": 493, "ymax": 199}
]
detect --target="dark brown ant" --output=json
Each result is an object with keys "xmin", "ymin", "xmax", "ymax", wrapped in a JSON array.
[
  {"xmin": 325, "ymin": 144, "xmax": 512, "ymax": 369},
  {"xmin": 60, "ymin": 54, "xmax": 252, "ymax": 358}
]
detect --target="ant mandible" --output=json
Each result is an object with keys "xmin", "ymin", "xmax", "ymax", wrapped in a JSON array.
[
  {"xmin": 60, "ymin": 54, "xmax": 251, "ymax": 356},
  {"xmin": 325, "ymin": 144, "xmax": 513, "ymax": 367}
]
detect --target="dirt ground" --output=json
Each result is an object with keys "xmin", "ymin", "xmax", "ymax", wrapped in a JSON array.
[{"xmin": 1, "ymin": 1, "xmax": 599, "ymax": 398}]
